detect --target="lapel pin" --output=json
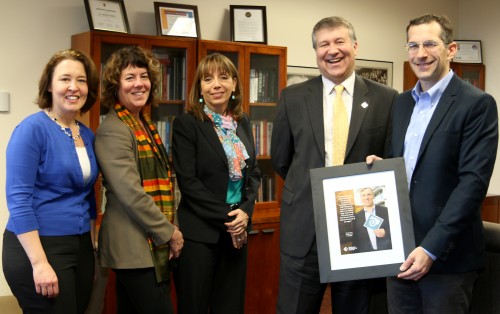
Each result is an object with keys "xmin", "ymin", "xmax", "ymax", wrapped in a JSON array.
[{"xmin": 361, "ymin": 102, "xmax": 369, "ymax": 109}]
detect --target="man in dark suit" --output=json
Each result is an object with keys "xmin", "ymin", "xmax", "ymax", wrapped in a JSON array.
[
  {"xmin": 352, "ymin": 187, "xmax": 392, "ymax": 253},
  {"xmin": 271, "ymin": 16, "xmax": 397, "ymax": 314},
  {"xmin": 368, "ymin": 14, "xmax": 498, "ymax": 313}
]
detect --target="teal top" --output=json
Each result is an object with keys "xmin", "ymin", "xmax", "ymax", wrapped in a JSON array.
[{"xmin": 226, "ymin": 170, "xmax": 245, "ymax": 204}]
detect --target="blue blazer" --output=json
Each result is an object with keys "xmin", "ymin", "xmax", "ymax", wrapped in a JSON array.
[{"xmin": 391, "ymin": 74, "xmax": 498, "ymax": 273}]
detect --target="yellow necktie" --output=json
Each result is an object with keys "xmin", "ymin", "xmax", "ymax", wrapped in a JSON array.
[{"xmin": 332, "ymin": 85, "xmax": 348, "ymax": 166}]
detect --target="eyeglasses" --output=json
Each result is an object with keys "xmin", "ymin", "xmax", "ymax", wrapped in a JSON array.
[{"xmin": 405, "ymin": 41, "xmax": 447, "ymax": 53}]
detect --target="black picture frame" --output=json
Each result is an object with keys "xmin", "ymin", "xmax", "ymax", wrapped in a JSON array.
[
  {"xmin": 310, "ymin": 158, "xmax": 415, "ymax": 283},
  {"xmin": 83, "ymin": 0, "xmax": 130, "ymax": 33},
  {"xmin": 355, "ymin": 59, "xmax": 393, "ymax": 87},
  {"xmin": 454, "ymin": 40, "xmax": 483, "ymax": 64},
  {"xmin": 230, "ymin": 5, "xmax": 267, "ymax": 44},
  {"xmin": 153, "ymin": 2, "xmax": 201, "ymax": 38}
]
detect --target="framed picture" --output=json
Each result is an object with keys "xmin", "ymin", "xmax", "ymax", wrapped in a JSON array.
[
  {"xmin": 230, "ymin": 5, "xmax": 267, "ymax": 44},
  {"xmin": 355, "ymin": 59, "xmax": 393, "ymax": 87},
  {"xmin": 287, "ymin": 66, "xmax": 319, "ymax": 86},
  {"xmin": 83, "ymin": 0, "xmax": 130, "ymax": 33},
  {"xmin": 154, "ymin": 2, "xmax": 201, "ymax": 38},
  {"xmin": 310, "ymin": 158, "xmax": 415, "ymax": 283},
  {"xmin": 454, "ymin": 40, "xmax": 482, "ymax": 63}
]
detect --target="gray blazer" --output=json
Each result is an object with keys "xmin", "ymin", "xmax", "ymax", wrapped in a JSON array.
[
  {"xmin": 271, "ymin": 74, "xmax": 397, "ymax": 258},
  {"xmin": 95, "ymin": 109, "xmax": 176, "ymax": 269}
]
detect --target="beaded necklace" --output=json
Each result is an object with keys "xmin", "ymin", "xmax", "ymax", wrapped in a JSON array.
[{"xmin": 46, "ymin": 109, "xmax": 81, "ymax": 141}]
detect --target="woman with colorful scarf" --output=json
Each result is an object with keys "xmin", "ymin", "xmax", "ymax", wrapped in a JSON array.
[
  {"xmin": 172, "ymin": 53, "xmax": 261, "ymax": 313},
  {"xmin": 95, "ymin": 46, "xmax": 183, "ymax": 314}
]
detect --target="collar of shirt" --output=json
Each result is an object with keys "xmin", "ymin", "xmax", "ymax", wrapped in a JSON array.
[
  {"xmin": 322, "ymin": 71, "xmax": 356, "ymax": 98},
  {"xmin": 364, "ymin": 206, "xmax": 376, "ymax": 215},
  {"xmin": 411, "ymin": 70, "xmax": 454, "ymax": 105}
]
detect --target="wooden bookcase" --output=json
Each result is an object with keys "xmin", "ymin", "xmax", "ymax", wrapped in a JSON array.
[
  {"xmin": 403, "ymin": 61, "xmax": 485, "ymax": 91},
  {"xmin": 198, "ymin": 39, "xmax": 287, "ymax": 314},
  {"xmin": 72, "ymin": 32, "xmax": 287, "ymax": 314},
  {"xmin": 482, "ymin": 194, "xmax": 500, "ymax": 224}
]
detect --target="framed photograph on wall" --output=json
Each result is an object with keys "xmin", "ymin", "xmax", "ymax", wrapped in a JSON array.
[
  {"xmin": 154, "ymin": 2, "xmax": 201, "ymax": 38},
  {"xmin": 310, "ymin": 158, "xmax": 415, "ymax": 282},
  {"xmin": 355, "ymin": 59, "xmax": 393, "ymax": 87},
  {"xmin": 286, "ymin": 66, "xmax": 319, "ymax": 86},
  {"xmin": 230, "ymin": 5, "xmax": 267, "ymax": 44},
  {"xmin": 84, "ymin": 0, "xmax": 130, "ymax": 33},
  {"xmin": 454, "ymin": 40, "xmax": 482, "ymax": 63}
]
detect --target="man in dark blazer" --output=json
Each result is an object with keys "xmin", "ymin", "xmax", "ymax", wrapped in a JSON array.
[
  {"xmin": 271, "ymin": 16, "xmax": 397, "ymax": 314},
  {"xmin": 367, "ymin": 14, "xmax": 498, "ymax": 313},
  {"xmin": 352, "ymin": 187, "xmax": 392, "ymax": 253}
]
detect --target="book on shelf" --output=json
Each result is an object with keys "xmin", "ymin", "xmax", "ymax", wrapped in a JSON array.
[
  {"xmin": 249, "ymin": 68, "xmax": 278, "ymax": 103},
  {"xmin": 156, "ymin": 116, "xmax": 176, "ymax": 157},
  {"xmin": 257, "ymin": 174, "xmax": 275, "ymax": 202},
  {"xmin": 151, "ymin": 49, "xmax": 186, "ymax": 101},
  {"xmin": 251, "ymin": 120, "xmax": 273, "ymax": 156}
]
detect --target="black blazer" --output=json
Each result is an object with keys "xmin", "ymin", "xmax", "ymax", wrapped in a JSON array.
[
  {"xmin": 391, "ymin": 74, "xmax": 498, "ymax": 273},
  {"xmin": 271, "ymin": 75, "xmax": 397, "ymax": 258},
  {"xmin": 172, "ymin": 112, "xmax": 261, "ymax": 244},
  {"xmin": 352, "ymin": 205, "xmax": 392, "ymax": 253}
]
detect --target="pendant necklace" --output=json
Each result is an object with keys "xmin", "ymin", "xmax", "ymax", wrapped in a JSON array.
[{"xmin": 47, "ymin": 109, "xmax": 81, "ymax": 141}]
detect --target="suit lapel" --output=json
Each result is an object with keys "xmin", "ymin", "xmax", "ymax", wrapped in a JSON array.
[
  {"xmin": 417, "ymin": 75, "xmax": 459, "ymax": 161},
  {"xmin": 346, "ymin": 76, "xmax": 369, "ymax": 157},
  {"xmin": 200, "ymin": 119, "xmax": 229, "ymax": 168},
  {"xmin": 305, "ymin": 77, "xmax": 326, "ymax": 160}
]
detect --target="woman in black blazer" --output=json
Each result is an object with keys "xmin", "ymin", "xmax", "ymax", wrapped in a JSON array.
[{"xmin": 172, "ymin": 53, "xmax": 260, "ymax": 314}]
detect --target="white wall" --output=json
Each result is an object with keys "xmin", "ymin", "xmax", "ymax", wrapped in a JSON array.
[
  {"xmin": 458, "ymin": 0, "xmax": 500, "ymax": 192},
  {"xmin": 0, "ymin": 0, "xmax": 496, "ymax": 296}
]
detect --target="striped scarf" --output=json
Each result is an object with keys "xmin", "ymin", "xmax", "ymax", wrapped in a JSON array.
[{"xmin": 114, "ymin": 104, "xmax": 175, "ymax": 223}]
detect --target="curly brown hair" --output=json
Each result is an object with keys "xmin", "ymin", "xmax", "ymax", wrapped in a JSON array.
[
  {"xmin": 36, "ymin": 49, "xmax": 99, "ymax": 114},
  {"xmin": 187, "ymin": 53, "xmax": 244, "ymax": 121},
  {"xmin": 100, "ymin": 46, "xmax": 161, "ymax": 111}
]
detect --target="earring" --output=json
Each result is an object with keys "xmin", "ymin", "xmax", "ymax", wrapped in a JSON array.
[
  {"xmin": 231, "ymin": 92, "xmax": 235, "ymax": 100},
  {"xmin": 199, "ymin": 97, "xmax": 203, "ymax": 103}
]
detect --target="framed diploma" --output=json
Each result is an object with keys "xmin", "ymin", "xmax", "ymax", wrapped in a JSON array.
[
  {"xmin": 154, "ymin": 2, "xmax": 201, "ymax": 38},
  {"xmin": 230, "ymin": 5, "xmax": 267, "ymax": 44},
  {"xmin": 84, "ymin": 0, "xmax": 130, "ymax": 33},
  {"xmin": 310, "ymin": 158, "xmax": 415, "ymax": 283},
  {"xmin": 454, "ymin": 40, "xmax": 482, "ymax": 63}
]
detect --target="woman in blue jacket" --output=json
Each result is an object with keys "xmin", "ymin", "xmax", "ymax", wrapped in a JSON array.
[{"xmin": 2, "ymin": 49, "xmax": 99, "ymax": 314}]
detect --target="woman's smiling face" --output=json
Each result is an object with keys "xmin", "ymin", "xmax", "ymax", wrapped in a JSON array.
[{"xmin": 117, "ymin": 65, "xmax": 151, "ymax": 114}]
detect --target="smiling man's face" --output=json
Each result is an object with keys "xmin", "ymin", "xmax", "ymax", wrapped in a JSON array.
[
  {"xmin": 315, "ymin": 26, "xmax": 357, "ymax": 84},
  {"xmin": 407, "ymin": 21, "xmax": 456, "ymax": 92}
]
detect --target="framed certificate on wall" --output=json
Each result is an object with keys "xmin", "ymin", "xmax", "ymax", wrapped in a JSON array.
[{"xmin": 84, "ymin": 0, "xmax": 130, "ymax": 33}]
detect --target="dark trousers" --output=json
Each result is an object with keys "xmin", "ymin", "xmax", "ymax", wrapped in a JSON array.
[
  {"xmin": 113, "ymin": 267, "xmax": 173, "ymax": 314},
  {"xmin": 387, "ymin": 271, "xmax": 478, "ymax": 314},
  {"xmin": 277, "ymin": 238, "xmax": 372, "ymax": 314},
  {"xmin": 2, "ymin": 229, "xmax": 94, "ymax": 314},
  {"xmin": 174, "ymin": 234, "xmax": 248, "ymax": 314}
]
